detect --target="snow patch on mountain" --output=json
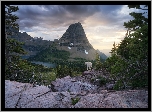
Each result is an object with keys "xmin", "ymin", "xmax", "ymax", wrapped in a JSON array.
[
  {"xmin": 70, "ymin": 43, "xmax": 73, "ymax": 46},
  {"xmin": 85, "ymin": 50, "xmax": 88, "ymax": 54},
  {"xmin": 68, "ymin": 47, "xmax": 71, "ymax": 49}
]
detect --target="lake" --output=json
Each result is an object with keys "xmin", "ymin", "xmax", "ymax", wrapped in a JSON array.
[
  {"xmin": 21, "ymin": 56, "xmax": 56, "ymax": 68},
  {"xmin": 31, "ymin": 61, "xmax": 56, "ymax": 68},
  {"xmin": 21, "ymin": 55, "xmax": 35, "ymax": 59}
]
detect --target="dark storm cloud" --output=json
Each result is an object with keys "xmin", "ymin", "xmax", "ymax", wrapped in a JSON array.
[
  {"xmin": 100, "ymin": 5, "xmax": 123, "ymax": 14},
  {"xmin": 16, "ymin": 5, "xmax": 43, "ymax": 20},
  {"xmin": 18, "ymin": 19, "xmax": 40, "ymax": 32},
  {"xmin": 15, "ymin": 5, "xmax": 125, "ymax": 31},
  {"xmin": 37, "ymin": 5, "xmax": 101, "ymax": 27},
  {"xmin": 15, "ymin": 5, "xmax": 47, "ymax": 31},
  {"xmin": 61, "ymin": 5, "xmax": 100, "ymax": 16},
  {"xmin": 98, "ymin": 5, "xmax": 128, "ymax": 24}
]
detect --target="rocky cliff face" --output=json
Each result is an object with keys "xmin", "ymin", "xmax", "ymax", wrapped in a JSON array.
[
  {"xmin": 59, "ymin": 22, "xmax": 93, "ymax": 51},
  {"xmin": 61, "ymin": 22, "xmax": 86, "ymax": 39},
  {"xmin": 57, "ymin": 22, "xmax": 97, "ymax": 60}
]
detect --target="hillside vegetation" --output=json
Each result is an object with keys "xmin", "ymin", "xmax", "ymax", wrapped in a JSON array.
[{"xmin": 27, "ymin": 46, "xmax": 71, "ymax": 62}]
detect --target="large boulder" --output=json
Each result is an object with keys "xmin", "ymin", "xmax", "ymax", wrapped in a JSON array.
[
  {"xmin": 51, "ymin": 76, "xmax": 98, "ymax": 93},
  {"xmin": 82, "ymin": 70, "xmax": 93, "ymax": 76},
  {"xmin": 74, "ymin": 90, "xmax": 148, "ymax": 108},
  {"xmin": 106, "ymin": 84, "xmax": 114, "ymax": 90},
  {"xmin": 5, "ymin": 80, "xmax": 33, "ymax": 108},
  {"xmin": 5, "ymin": 79, "xmax": 148, "ymax": 108}
]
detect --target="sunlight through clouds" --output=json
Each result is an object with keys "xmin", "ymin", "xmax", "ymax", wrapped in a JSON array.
[{"xmin": 14, "ymin": 5, "xmax": 142, "ymax": 56}]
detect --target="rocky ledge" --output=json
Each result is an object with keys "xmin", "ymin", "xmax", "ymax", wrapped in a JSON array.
[{"xmin": 5, "ymin": 76, "xmax": 148, "ymax": 108}]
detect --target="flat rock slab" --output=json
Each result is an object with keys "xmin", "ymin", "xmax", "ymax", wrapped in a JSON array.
[
  {"xmin": 5, "ymin": 80, "xmax": 33, "ymax": 108},
  {"xmin": 51, "ymin": 76, "xmax": 98, "ymax": 93},
  {"xmin": 74, "ymin": 90, "xmax": 148, "ymax": 108},
  {"xmin": 5, "ymin": 80, "xmax": 148, "ymax": 108}
]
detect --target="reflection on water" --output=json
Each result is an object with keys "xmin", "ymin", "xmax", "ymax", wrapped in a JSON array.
[
  {"xmin": 31, "ymin": 61, "xmax": 56, "ymax": 68},
  {"xmin": 21, "ymin": 56, "xmax": 32, "ymax": 59},
  {"xmin": 21, "ymin": 56, "xmax": 56, "ymax": 68}
]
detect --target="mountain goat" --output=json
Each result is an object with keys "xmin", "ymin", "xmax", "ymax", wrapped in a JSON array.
[{"xmin": 85, "ymin": 62, "xmax": 92, "ymax": 70}]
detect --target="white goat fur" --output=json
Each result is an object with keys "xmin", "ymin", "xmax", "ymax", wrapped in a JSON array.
[{"xmin": 85, "ymin": 62, "xmax": 92, "ymax": 70}]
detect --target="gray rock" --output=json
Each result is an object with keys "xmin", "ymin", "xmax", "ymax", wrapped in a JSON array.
[
  {"xmin": 74, "ymin": 93, "xmax": 104, "ymax": 108},
  {"xmin": 5, "ymin": 79, "xmax": 148, "ymax": 108},
  {"xmin": 5, "ymin": 80, "xmax": 33, "ymax": 108},
  {"xmin": 51, "ymin": 76, "xmax": 97, "ymax": 93},
  {"xmin": 106, "ymin": 84, "xmax": 114, "ymax": 90},
  {"xmin": 82, "ymin": 71, "xmax": 93, "ymax": 76}
]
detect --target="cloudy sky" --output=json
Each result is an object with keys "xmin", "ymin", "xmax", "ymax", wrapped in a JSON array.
[{"xmin": 14, "ymin": 5, "xmax": 144, "ymax": 57}]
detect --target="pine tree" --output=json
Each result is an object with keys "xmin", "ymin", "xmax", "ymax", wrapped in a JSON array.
[
  {"xmin": 123, "ymin": 5, "xmax": 148, "ymax": 60},
  {"xmin": 122, "ymin": 5, "xmax": 148, "ymax": 88},
  {"xmin": 109, "ymin": 41, "xmax": 117, "ymax": 57},
  {"xmin": 104, "ymin": 5, "xmax": 148, "ymax": 90},
  {"xmin": 95, "ymin": 51, "xmax": 102, "ymax": 70},
  {"xmin": 5, "ymin": 5, "xmax": 28, "ymax": 81}
]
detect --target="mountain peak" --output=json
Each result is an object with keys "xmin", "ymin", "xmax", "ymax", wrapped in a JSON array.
[
  {"xmin": 60, "ymin": 22, "xmax": 86, "ymax": 39},
  {"xmin": 75, "ymin": 22, "xmax": 81, "ymax": 24},
  {"xmin": 59, "ymin": 22, "xmax": 93, "ymax": 50}
]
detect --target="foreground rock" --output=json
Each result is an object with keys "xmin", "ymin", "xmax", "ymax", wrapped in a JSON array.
[
  {"xmin": 74, "ymin": 90, "xmax": 148, "ymax": 108},
  {"xmin": 5, "ymin": 78, "xmax": 148, "ymax": 108},
  {"xmin": 51, "ymin": 76, "xmax": 97, "ymax": 93}
]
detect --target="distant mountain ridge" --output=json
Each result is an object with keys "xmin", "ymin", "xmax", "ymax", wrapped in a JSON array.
[
  {"xmin": 96, "ymin": 49, "xmax": 108, "ymax": 60},
  {"xmin": 12, "ymin": 22, "xmax": 107, "ymax": 61},
  {"xmin": 11, "ymin": 32, "xmax": 52, "ymax": 56}
]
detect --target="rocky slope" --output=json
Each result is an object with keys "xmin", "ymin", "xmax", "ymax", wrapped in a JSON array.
[
  {"xmin": 5, "ymin": 70, "xmax": 148, "ymax": 108},
  {"xmin": 11, "ymin": 32, "xmax": 53, "ymax": 57},
  {"xmin": 59, "ymin": 22, "xmax": 93, "ymax": 50},
  {"xmin": 96, "ymin": 49, "xmax": 108, "ymax": 60},
  {"xmin": 57, "ymin": 22, "xmax": 100, "ymax": 60}
]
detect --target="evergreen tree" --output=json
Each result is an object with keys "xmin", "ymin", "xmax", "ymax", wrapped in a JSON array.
[
  {"xmin": 5, "ymin": 5, "xmax": 32, "ymax": 82},
  {"xmin": 104, "ymin": 5, "xmax": 148, "ymax": 90},
  {"xmin": 95, "ymin": 51, "xmax": 102, "ymax": 70},
  {"xmin": 125, "ymin": 5, "xmax": 148, "ymax": 60},
  {"xmin": 109, "ymin": 41, "xmax": 117, "ymax": 57},
  {"xmin": 122, "ymin": 5, "xmax": 148, "ymax": 88}
]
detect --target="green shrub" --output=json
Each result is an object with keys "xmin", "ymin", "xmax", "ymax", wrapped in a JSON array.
[
  {"xmin": 71, "ymin": 97, "xmax": 80, "ymax": 105},
  {"xmin": 40, "ymin": 72, "xmax": 56, "ymax": 86},
  {"xmin": 56, "ymin": 65, "xmax": 71, "ymax": 78},
  {"xmin": 70, "ymin": 71, "xmax": 82, "ymax": 77},
  {"xmin": 113, "ymin": 80, "xmax": 124, "ymax": 90},
  {"xmin": 90, "ymin": 78, "xmax": 95, "ymax": 83},
  {"xmin": 97, "ymin": 76, "xmax": 107, "ymax": 86}
]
